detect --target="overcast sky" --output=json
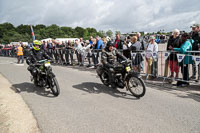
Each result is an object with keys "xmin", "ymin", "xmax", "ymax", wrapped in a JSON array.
[{"xmin": 0, "ymin": 0, "xmax": 200, "ymax": 33}]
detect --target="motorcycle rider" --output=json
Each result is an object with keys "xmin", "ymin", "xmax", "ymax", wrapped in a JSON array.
[
  {"xmin": 101, "ymin": 41, "xmax": 127, "ymax": 88},
  {"xmin": 26, "ymin": 40, "xmax": 53, "ymax": 85}
]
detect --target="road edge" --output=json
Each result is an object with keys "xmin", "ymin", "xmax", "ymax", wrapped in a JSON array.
[{"xmin": 0, "ymin": 73, "xmax": 40, "ymax": 133}]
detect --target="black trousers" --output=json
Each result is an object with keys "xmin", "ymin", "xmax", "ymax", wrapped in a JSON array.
[
  {"xmin": 65, "ymin": 49, "xmax": 74, "ymax": 64},
  {"xmin": 92, "ymin": 51, "xmax": 99, "ymax": 66},
  {"xmin": 47, "ymin": 49, "xmax": 53, "ymax": 58},
  {"xmin": 177, "ymin": 64, "xmax": 189, "ymax": 85},
  {"xmin": 17, "ymin": 55, "xmax": 24, "ymax": 64}
]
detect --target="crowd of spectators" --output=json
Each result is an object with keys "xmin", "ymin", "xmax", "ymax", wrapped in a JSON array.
[{"xmin": 0, "ymin": 23, "xmax": 200, "ymax": 86}]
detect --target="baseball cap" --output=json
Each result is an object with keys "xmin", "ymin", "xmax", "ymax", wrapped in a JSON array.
[{"xmin": 190, "ymin": 23, "xmax": 200, "ymax": 28}]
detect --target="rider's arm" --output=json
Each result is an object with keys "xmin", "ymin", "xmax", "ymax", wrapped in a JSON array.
[
  {"xmin": 26, "ymin": 51, "xmax": 35, "ymax": 65},
  {"xmin": 116, "ymin": 50, "xmax": 127, "ymax": 61},
  {"xmin": 43, "ymin": 50, "xmax": 53, "ymax": 60}
]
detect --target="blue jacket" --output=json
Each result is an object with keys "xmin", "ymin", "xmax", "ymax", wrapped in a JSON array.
[
  {"xmin": 173, "ymin": 39, "xmax": 193, "ymax": 64},
  {"xmin": 95, "ymin": 40, "xmax": 103, "ymax": 49}
]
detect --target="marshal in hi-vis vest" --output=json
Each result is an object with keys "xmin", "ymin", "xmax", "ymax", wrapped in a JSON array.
[{"xmin": 17, "ymin": 46, "xmax": 23, "ymax": 56}]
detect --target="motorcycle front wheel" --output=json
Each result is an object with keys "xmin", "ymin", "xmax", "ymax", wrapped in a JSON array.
[
  {"xmin": 48, "ymin": 76, "xmax": 60, "ymax": 96},
  {"xmin": 126, "ymin": 76, "xmax": 146, "ymax": 98}
]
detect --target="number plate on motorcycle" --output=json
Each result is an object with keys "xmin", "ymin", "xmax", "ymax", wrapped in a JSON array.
[
  {"xmin": 126, "ymin": 66, "xmax": 131, "ymax": 72},
  {"xmin": 45, "ymin": 62, "xmax": 51, "ymax": 67}
]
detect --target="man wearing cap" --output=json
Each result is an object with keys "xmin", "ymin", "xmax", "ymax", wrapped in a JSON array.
[
  {"xmin": 190, "ymin": 24, "xmax": 200, "ymax": 80},
  {"xmin": 83, "ymin": 40, "xmax": 92, "ymax": 67}
]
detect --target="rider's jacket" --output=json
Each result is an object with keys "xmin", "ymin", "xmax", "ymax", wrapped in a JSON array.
[
  {"xmin": 101, "ymin": 48, "xmax": 126, "ymax": 68},
  {"xmin": 26, "ymin": 49, "xmax": 52, "ymax": 65}
]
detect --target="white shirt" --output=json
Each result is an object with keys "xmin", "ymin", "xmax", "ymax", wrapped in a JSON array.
[
  {"xmin": 146, "ymin": 43, "xmax": 158, "ymax": 52},
  {"xmin": 123, "ymin": 44, "xmax": 128, "ymax": 50},
  {"xmin": 77, "ymin": 43, "xmax": 83, "ymax": 51},
  {"xmin": 146, "ymin": 42, "xmax": 158, "ymax": 58}
]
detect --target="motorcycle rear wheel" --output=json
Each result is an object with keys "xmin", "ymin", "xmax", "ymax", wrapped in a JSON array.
[{"xmin": 99, "ymin": 72, "xmax": 110, "ymax": 86}]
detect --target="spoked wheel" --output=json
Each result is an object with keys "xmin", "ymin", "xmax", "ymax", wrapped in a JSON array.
[
  {"xmin": 99, "ymin": 72, "xmax": 110, "ymax": 86},
  {"xmin": 126, "ymin": 76, "xmax": 146, "ymax": 98},
  {"xmin": 48, "ymin": 77, "xmax": 60, "ymax": 96}
]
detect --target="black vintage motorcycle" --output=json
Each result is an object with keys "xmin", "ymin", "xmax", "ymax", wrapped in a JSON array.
[
  {"xmin": 96, "ymin": 60, "xmax": 146, "ymax": 98},
  {"xmin": 31, "ymin": 59, "xmax": 60, "ymax": 96}
]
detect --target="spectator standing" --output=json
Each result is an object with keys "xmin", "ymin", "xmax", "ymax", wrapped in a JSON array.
[
  {"xmin": 16, "ymin": 44, "xmax": 24, "ymax": 64},
  {"xmin": 65, "ymin": 40, "xmax": 74, "ymax": 65},
  {"xmin": 167, "ymin": 29, "xmax": 181, "ymax": 82},
  {"xmin": 129, "ymin": 36, "xmax": 143, "ymax": 72},
  {"xmin": 114, "ymin": 33, "xmax": 123, "ymax": 50},
  {"xmin": 92, "ymin": 36, "xmax": 103, "ymax": 68},
  {"xmin": 122, "ymin": 37, "xmax": 131, "ymax": 59},
  {"xmin": 47, "ymin": 40, "xmax": 53, "ymax": 57},
  {"xmin": 59, "ymin": 41, "xmax": 65, "ymax": 65},
  {"xmin": 41, "ymin": 41, "xmax": 46, "ymax": 51},
  {"xmin": 136, "ymin": 32, "xmax": 145, "ymax": 71},
  {"xmin": 190, "ymin": 24, "xmax": 200, "ymax": 80},
  {"xmin": 170, "ymin": 33, "xmax": 193, "ymax": 87},
  {"xmin": 146, "ymin": 36, "xmax": 158, "ymax": 79},
  {"xmin": 82, "ymin": 40, "xmax": 91, "ymax": 66}
]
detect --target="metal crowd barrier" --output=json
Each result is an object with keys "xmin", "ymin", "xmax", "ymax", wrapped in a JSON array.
[
  {"xmin": 131, "ymin": 50, "xmax": 200, "ymax": 86},
  {"xmin": 1, "ymin": 47, "xmax": 200, "ymax": 86},
  {"xmin": 0, "ymin": 48, "xmax": 29, "ymax": 57}
]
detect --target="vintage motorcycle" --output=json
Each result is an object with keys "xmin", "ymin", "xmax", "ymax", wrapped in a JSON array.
[
  {"xmin": 96, "ymin": 60, "xmax": 146, "ymax": 98},
  {"xmin": 30, "ymin": 59, "xmax": 60, "ymax": 96}
]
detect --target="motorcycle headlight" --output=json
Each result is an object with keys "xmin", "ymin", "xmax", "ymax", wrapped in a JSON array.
[
  {"xmin": 125, "ymin": 66, "xmax": 131, "ymax": 72},
  {"xmin": 44, "ymin": 62, "xmax": 51, "ymax": 67}
]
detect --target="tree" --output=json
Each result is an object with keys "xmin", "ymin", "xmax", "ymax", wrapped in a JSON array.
[
  {"xmin": 106, "ymin": 30, "xmax": 113, "ymax": 37},
  {"xmin": 61, "ymin": 26, "xmax": 74, "ymax": 37},
  {"xmin": 0, "ymin": 22, "xmax": 15, "ymax": 39},
  {"xmin": 46, "ymin": 24, "xmax": 64, "ymax": 39},
  {"xmin": 115, "ymin": 31, "xmax": 121, "ymax": 35},
  {"xmin": 16, "ymin": 24, "xmax": 31, "ymax": 35},
  {"xmin": 83, "ymin": 29, "xmax": 89, "ymax": 40},
  {"xmin": 75, "ymin": 26, "xmax": 85, "ymax": 38},
  {"xmin": 98, "ymin": 30, "xmax": 105, "ymax": 37},
  {"xmin": 34, "ymin": 24, "xmax": 46, "ymax": 30},
  {"xmin": 0, "ymin": 22, "xmax": 108, "ymax": 44}
]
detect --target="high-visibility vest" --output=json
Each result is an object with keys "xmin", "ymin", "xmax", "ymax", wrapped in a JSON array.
[{"xmin": 17, "ymin": 47, "xmax": 23, "ymax": 56}]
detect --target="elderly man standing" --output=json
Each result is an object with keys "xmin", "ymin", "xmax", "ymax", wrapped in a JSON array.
[{"xmin": 114, "ymin": 33, "xmax": 123, "ymax": 50}]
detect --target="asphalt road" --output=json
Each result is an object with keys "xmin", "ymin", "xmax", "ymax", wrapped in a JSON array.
[{"xmin": 0, "ymin": 57, "xmax": 200, "ymax": 133}]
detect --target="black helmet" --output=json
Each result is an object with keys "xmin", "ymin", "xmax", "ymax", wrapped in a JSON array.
[
  {"xmin": 106, "ymin": 40, "xmax": 114, "ymax": 47},
  {"xmin": 105, "ymin": 41, "xmax": 114, "ymax": 51}
]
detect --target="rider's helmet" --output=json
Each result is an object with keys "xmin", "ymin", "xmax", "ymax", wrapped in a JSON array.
[
  {"xmin": 105, "ymin": 41, "xmax": 114, "ymax": 52},
  {"xmin": 32, "ymin": 40, "xmax": 41, "ymax": 51}
]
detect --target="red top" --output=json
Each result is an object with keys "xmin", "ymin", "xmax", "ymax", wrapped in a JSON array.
[{"xmin": 115, "ymin": 40, "xmax": 119, "ymax": 48}]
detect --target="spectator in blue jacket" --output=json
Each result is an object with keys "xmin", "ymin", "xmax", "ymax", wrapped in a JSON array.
[{"xmin": 92, "ymin": 37, "xmax": 103, "ymax": 68}]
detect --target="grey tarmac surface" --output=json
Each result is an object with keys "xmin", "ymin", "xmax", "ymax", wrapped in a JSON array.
[{"xmin": 0, "ymin": 56, "xmax": 200, "ymax": 133}]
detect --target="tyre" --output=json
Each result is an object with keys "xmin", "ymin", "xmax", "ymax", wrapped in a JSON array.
[
  {"xmin": 48, "ymin": 77, "xmax": 60, "ymax": 96},
  {"xmin": 126, "ymin": 76, "xmax": 146, "ymax": 98},
  {"xmin": 99, "ymin": 71, "xmax": 110, "ymax": 86}
]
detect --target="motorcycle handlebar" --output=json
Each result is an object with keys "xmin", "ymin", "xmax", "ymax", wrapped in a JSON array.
[{"xmin": 120, "ymin": 59, "xmax": 131, "ymax": 64}]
